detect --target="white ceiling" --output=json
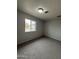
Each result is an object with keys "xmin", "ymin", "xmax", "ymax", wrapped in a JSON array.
[{"xmin": 17, "ymin": 0, "xmax": 61, "ymax": 20}]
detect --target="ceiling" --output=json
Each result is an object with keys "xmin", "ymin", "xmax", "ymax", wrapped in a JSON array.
[{"xmin": 17, "ymin": 0, "xmax": 61, "ymax": 20}]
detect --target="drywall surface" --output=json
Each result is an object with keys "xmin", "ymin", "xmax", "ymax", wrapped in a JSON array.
[
  {"xmin": 45, "ymin": 19, "xmax": 61, "ymax": 41},
  {"xmin": 17, "ymin": 11, "xmax": 44, "ymax": 44}
]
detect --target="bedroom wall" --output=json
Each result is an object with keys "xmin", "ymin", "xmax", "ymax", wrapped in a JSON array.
[
  {"xmin": 17, "ymin": 10, "xmax": 44, "ymax": 44},
  {"xmin": 45, "ymin": 19, "xmax": 61, "ymax": 41}
]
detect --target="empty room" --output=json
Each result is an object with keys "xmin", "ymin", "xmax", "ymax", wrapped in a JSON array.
[{"xmin": 17, "ymin": 0, "xmax": 61, "ymax": 59}]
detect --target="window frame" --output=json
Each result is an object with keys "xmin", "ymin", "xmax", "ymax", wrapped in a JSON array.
[{"xmin": 25, "ymin": 18, "xmax": 36, "ymax": 32}]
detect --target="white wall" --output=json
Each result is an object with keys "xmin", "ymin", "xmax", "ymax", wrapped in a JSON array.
[
  {"xmin": 17, "ymin": 10, "xmax": 44, "ymax": 44},
  {"xmin": 45, "ymin": 19, "xmax": 61, "ymax": 41}
]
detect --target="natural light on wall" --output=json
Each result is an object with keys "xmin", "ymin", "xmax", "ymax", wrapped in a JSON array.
[{"xmin": 25, "ymin": 18, "xmax": 36, "ymax": 32}]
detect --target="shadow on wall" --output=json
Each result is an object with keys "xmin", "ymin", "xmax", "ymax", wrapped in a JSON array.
[
  {"xmin": 17, "ymin": 10, "xmax": 44, "ymax": 44},
  {"xmin": 45, "ymin": 19, "xmax": 61, "ymax": 41}
]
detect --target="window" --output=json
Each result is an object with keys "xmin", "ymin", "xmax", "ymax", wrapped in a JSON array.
[{"xmin": 25, "ymin": 18, "xmax": 36, "ymax": 32}]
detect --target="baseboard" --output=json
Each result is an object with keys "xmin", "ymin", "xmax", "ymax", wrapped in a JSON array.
[
  {"xmin": 17, "ymin": 35, "xmax": 44, "ymax": 49},
  {"xmin": 17, "ymin": 35, "xmax": 61, "ymax": 49},
  {"xmin": 45, "ymin": 36, "xmax": 61, "ymax": 43}
]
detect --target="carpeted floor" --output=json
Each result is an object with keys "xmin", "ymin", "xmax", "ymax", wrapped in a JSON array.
[{"xmin": 17, "ymin": 37, "xmax": 61, "ymax": 59}]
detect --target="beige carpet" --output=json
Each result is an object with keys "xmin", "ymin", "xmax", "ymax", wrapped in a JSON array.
[{"xmin": 17, "ymin": 37, "xmax": 61, "ymax": 59}]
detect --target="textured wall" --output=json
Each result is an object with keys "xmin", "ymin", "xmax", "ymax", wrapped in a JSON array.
[
  {"xmin": 45, "ymin": 19, "xmax": 61, "ymax": 41},
  {"xmin": 17, "ymin": 11, "xmax": 44, "ymax": 44}
]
